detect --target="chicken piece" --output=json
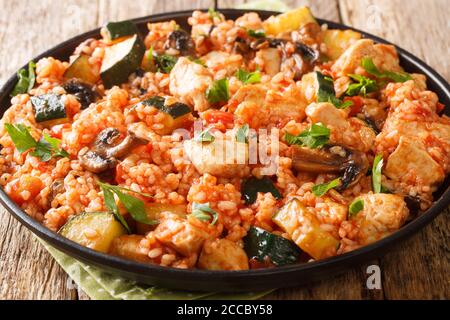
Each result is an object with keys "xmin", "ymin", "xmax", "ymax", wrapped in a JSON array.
[
  {"xmin": 202, "ymin": 51, "xmax": 242, "ymax": 77},
  {"xmin": 198, "ymin": 239, "xmax": 249, "ymax": 270},
  {"xmin": 109, "ymin": 235, "xmax": 153, "ymax": 263},
  {"xmin": 232, "ymin": 84, "xmax": 306, "ymax": 128},
  {"xmin": 169, "ymin": 57, "xmax": 213, "ymax": 112},
  {"xmin": 154, "ymin": 213, "xmax": 210, "ymax": 256},
  {"xmin": 351, "ymin": 193, "xmax": 409, "ymax": 245},
  {"xmin": 331, "ymin": 39, "xmax": 401, "ymax": 77},
  {"xmin": 315, "ymin": 198, "xmax": 348, "ymax": 226},
  {"xmin": 184, "ymin": 138, "xmax": 250, "ymax": 178},
  {"xmin": 385, "ymin": 137, "xmax": 445, "ymax": 187},
  {"xmin": 256, "ymin": 48, "xmax": 281, "ymax": 76},
  {"xmin": 305, "ymin": 102, "xmax": 349, "ymax": 130}
]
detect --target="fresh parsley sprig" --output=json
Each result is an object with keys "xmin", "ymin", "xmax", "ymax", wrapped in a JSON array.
[
  {"xmin": 317, "ymin": 72, "xmax": 353, "ymax": 109},
  {"xmin": 346, "ymin": 74, "xmax": 378, "ymax": 97},
  {"xmin": 312, "ymin": 178, "xmax": 342, "ymax": 197},
  {"xmin": 11, "ymin": 61, "xmax": 36, "ymax": 97},
  {"xmin": 362, "ymin": 57, "xmax": 412, "ymax": 83},
  {"xmin": 285, "ymin": 123, "xmax": 330, "ymax": 149},
  {"xmin": 206, "ymin": 79, "xmax": 230, "ymax": 104},
  {"xmin": 5, "ymin": 123, "xmax": 69, "ymax": 162},
  {"xmin": 236, "ymin": 68, "xmax": 261, "ymax": 84},
  {"xmin": 190, "ymin": 202, "xmax": 219, "ymax": 225},
  {"xmin": 154, "ymin": 54, "xmax": 178, "ymax": 73},
  {"xmin": 97, "ymin": 181, "xmax": 156, "ymax": 233},
  {"xmin": 247, "ymin": 29, "xmax": 266, "ymax": 38}
]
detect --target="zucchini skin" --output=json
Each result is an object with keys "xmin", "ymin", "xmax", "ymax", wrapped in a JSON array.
[
  {"xmin": 141, "ymin": 97, "xmax": 191, "ymax": 119},
  {"xmin": 241, "ymin": 177, "xmax": 282, "ymax": 205},
  {"xmin": 100, "ymin": 35, "xmax": 146, "ymax": 89},
  {"xmin": 244, "ymin": 226, "xmax": 301, "ymax": 266},
  {"xmin": 31, "ymin": 94, "xmax": 66, "ymax": 123},
  {"xmin": 64, "ymin": 54, "xmax": 100, "ymax": 85},
  {"xmin": 104, "ymin": 21, "xmax": 140, "ymax": 41}
]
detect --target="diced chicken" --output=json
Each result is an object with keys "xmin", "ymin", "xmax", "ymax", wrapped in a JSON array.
[
  {"xmin": 351, "ymin": 193, "xmax": 409, "ymax": 245},
  {"xmin": 232, "ymin": 84, "xmax": 306, "ymax": 128},
  {"xmin": 256, "ymin": 48, "xmax": 281, "ymax": 76},
  {"xmin": 154, "ymin": 213, "xmax": 210, "ymax": 256},
  {"xmin": 331, "ymin": 39, "xmax": 401, "ymax": 77},
  {"xmin": 169, "ymin": 57, "xmax": 213, "ymax": 112},
  {"xmin": 385, "ymin": 137, "xmax": 445, "ymax": 187},
  {"xmin": 198, "ymin": 239, "xmax": 249, "ymax": 271},
  {"xmin": 306, "ymin": 102, "xmax": 349, "ymax": 130},
  {"xmin": 315, "ymin": 198, "xmax": 348, "ymax": 226},
  {"xmin": 202, "ymin": 51, "xmax": 242, "ymax": 77},
  {"xmin": 184, "ymin": 138, "xmax": 250, "ymax": 178}
]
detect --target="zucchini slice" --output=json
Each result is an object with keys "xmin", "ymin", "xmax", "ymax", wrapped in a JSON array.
[
  {"xmin": 31, "ymin": 94, "xmax": 68, "ymax": 126},
  {"xmin": 273, "ymin": 199, "xmax": 340, "ymax": 260},
  {"xmin": 104, "ymin": 21, "xmax": 140, "ymax": 42},
  {"xmin": 323, "ymin": 29, "xmax": 362, "ymax": 60},
  {"xmin": 133, "ymin": 96, "xmax": 192, "ymax": 135},
  {"xmin": 59, "ymin": 212, "xmax": 127, "ymax": 253},
  {"xmin": 241, "ymin": 177, "xmax": 282, "ymax": 205},
  {"xmin": 64, "ymin": 54, "xmax": 100, "ymax": 85},
  {"xmin": 263, "ymin": 7, "xmax": 317, "ymax": 36},
  {"xmin": 244, "ymin": 226, "xmax": 301, "ymax": 266},
  {"xmin": 100, "ymin": 34, "xmax": 145, "ymax": 88}
]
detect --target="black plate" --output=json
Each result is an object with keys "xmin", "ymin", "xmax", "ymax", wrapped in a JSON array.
[{"xmin": 0, "ymin": 9, "xmax": 449, "ymax": 292}]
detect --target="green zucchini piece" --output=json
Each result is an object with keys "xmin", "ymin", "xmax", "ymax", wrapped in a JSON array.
[
  {"xmin": 31, "ymin": 94, "xmax": 67, "ymax": 123},
  {"xmin": 140, "ymin": 96, "xmax": 191, "ymax": 119},
  {"xmin": 64, "ymin": 54, "xmax": 100, "ymax": 85},
  {"xmin": 59, "ymin": 212, "xmax": 127, "ymax": 253},
  {"xmin": 273, "ymin": 199, "xmax": 340, "ymax": 260},
  {"xmin": 100, "ymin": 34, "xmax": 145, "ymax": 88},
  {"xmin": 104, "ymin": 21, "xmax": 140, "ymax": 41},
  {"xmin": 241, "ymin": 177, "xmax": 282, "ymax": 205},
  {"xmin": 244, "ymin": 226, "xmax": 301, "ymax": 266}
]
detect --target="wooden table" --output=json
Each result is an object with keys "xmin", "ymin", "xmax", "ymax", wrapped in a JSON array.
[{"xmin": 0, "ymin": 0, "xmax": 448, "ymax": 300}]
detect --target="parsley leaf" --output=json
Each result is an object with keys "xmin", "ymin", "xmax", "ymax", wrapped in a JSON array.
[
  {"xmin": 285, "ymin": 123, "xmax": 330, "ymax": 149},
  {"xmin": 312, "ymin": 178, "xmax": 342, "ymax": 197},
  {"xmin": 154, "ymin": 54, "xmax": 178, "ymax": 73},
  {"xmin": 346, "ymin": 74, "xmax": 378, "ymax": 96},
  {"xmin": 247, "ymin": 29, "xmax": 266, "ymax": 38},
  {"xmin": 97, "ymin": 181, "xmax": 157, "ymax": 233},
  {"xmin": 206, "ymin": 78, "xmax": 230, "ymax": 104},
  {"xmin": 190, "ymin": 202, "xmax": 219, "ymax": 225},
  {"xmin": 11, "ymin": 61, "xmax": 36, "ymax": 97},
  {"xmin": 189, "ymin": 56, "xmax": 206, "ymax": 67},
  {"xmin": 236, "ymin": 124, "xmax": 249, "ymax": 143},
  {"xmin": 362, "ymin": 57, "xmax": 412, "ymax": 83},
  {"xmin": 316, "ymin": 72, "xmax": 353, "ymax": 109},
  {"xmin": 194, "ymin": 127, "xmax": 215, "ymax": 143},
  {"xmin": 372, "ymin": 154, "xmax": 384, "ymax": 193},
  {"xmin": 349, "ymin": 198, "xmax": 364, "ymax": 217},
  {"xmin": 5, "ymin": 123, "xmax": 69, "ymax": 162},
  {"xmin": 208, "ymin": 7, "xmax": 222, "ymax": 20},
  {"xmin": 236, "ymin": 68, "xmax": 261, "ymax": 84}
]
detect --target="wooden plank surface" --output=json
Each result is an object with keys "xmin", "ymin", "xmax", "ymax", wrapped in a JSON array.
[{"xmin": 0, "ymin": 0, "xmax": 448, "ymax": 300}]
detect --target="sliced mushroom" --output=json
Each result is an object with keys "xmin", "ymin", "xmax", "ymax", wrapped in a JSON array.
[
  {"xmin": 79, "ymin": 128, "xmax": 147, "ymax": 173},
  {"xmin": 63, "ymin": 79, "xmax": 98, "ymax": 109},
  {"xmin": 49, "ymin": 179, "xmax": 65, "ymax": 204},
  {"xmin": 291, "ymin": 145, "xmax": 369, "ymax": 190},
  {"xmin": 165, "ymin": 29, "xmax": 196, "ymax": 56}
]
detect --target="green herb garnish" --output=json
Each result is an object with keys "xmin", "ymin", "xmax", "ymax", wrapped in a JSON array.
[
  {"xmin": 372, "ymin": 154, "xmax": 384, "ymax": 193},
  {"xmin": 11, "ymin": 61, "xmax": 36, "ymax": 97},
  {"xmin": 191, "ymin": 202, "xmax": 219, "ymax": 225},
  {"xmin": 154, "ymin": 54, "xmax": 178, "ymax": 73},
  {"xmin": 236, "ymin": 124, "xmax": 250, "ymax": 143},
  {"xmin": 346, "ymin": 74, "xmax": 378, "ymax": 96},
  {"xmin": 236, "ymin": 68, "xmax": 261, "ymax": 84},
  {"xmin": 208, "ymin": 7, "xmax": 222, "ymax": 20},
  {"xmin": 194, "ymin": 127, "xmax": 215, "ymax": 143},
  {"xmin": 362, "ymin": 57, "xmax": 412, "ymax": 83},
  {"xmin": 312, "ymin": 178, "xmax": 342, "ymax": 197},
  {"xmin": 206, "ymin": 78, "xmax": 230, "ymax": 104},
  {"xmin": 349, "ymin": 198, "xmax": 364, "ymax": 217},
  {"xmin": 5, "ymin": 123, "xmax": 69, "ymax": 162},
  {"xmin": 247, "ymin": 29, "xmax": 266, "ymax": 38},
  {"xmin": 97, "ymin": 181, "xmax": 156, "ymax": 233},
  {"xmin": 285, "ymin": 123, "xmax": 330, "ymax": 149},
  {"xmin": 317, "ymin": 72, "xmax": 353, "ymax": 109},
  {"xmin": 189, "ymin": 56, "xmax": 206, "ymax": 67}
]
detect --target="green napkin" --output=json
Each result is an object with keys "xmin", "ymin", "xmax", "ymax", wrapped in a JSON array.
[{"xmin": 40, "ymin": 239, "xmax": 272, "ymax": 300}]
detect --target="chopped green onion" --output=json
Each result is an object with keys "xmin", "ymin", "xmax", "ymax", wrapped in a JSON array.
[
  {"xmin": 349, "ymin": 198, "xmax": 364, "ymax": 217},
  {"xmin": 372, "ymin": 154, "xmax": 384, "ymax": 193},
  {"xmin": 312, "ymin": 178, "xmax": 342, "ymax": 197},
  {"xmin": 190, "ymin": 202, "xmax": 219, "ymax": 225}
]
